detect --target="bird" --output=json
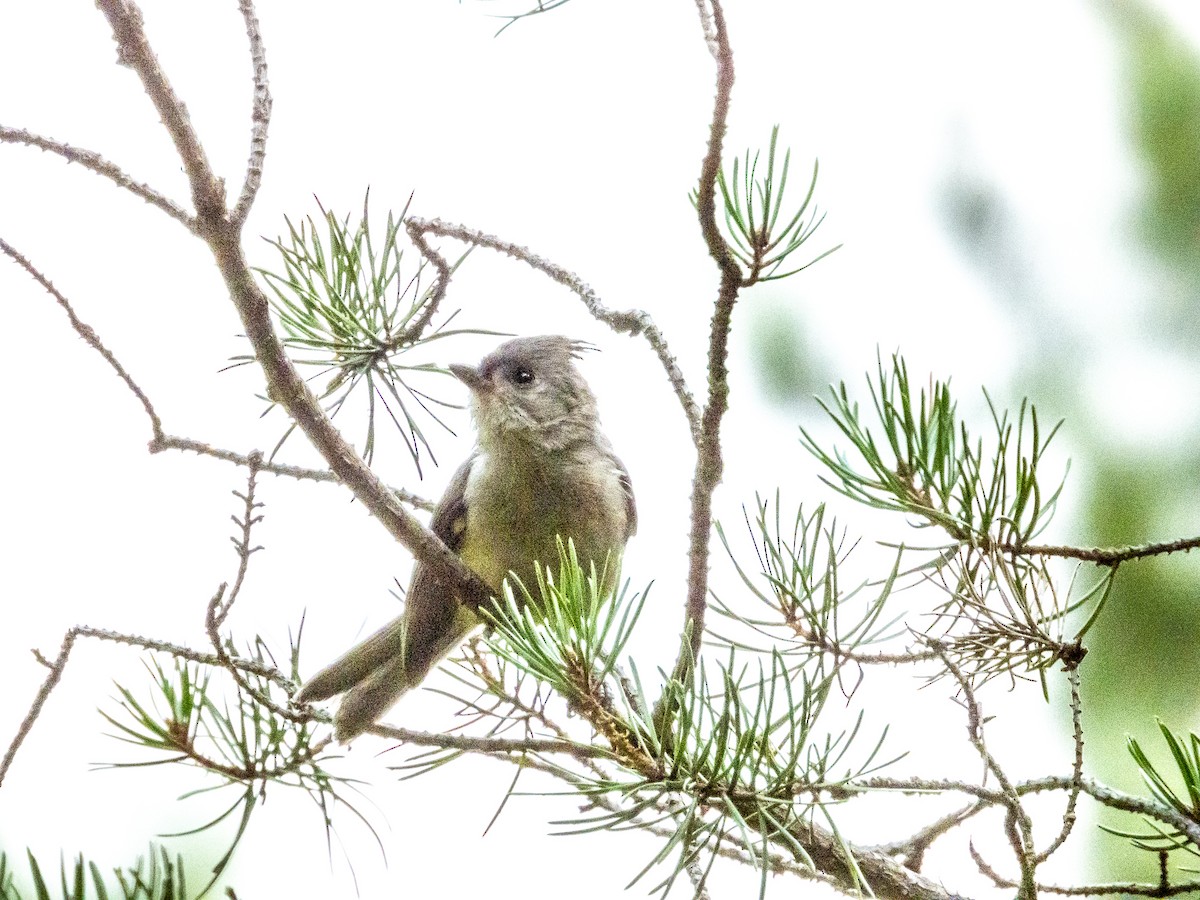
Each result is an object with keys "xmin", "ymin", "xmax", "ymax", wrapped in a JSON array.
[{"xmin": 295, "ymin": 335, "xmax": 637, "ymax": 740}]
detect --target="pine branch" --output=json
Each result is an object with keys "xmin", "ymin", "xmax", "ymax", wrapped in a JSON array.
[{"xmin": 93, "ymin": 0, "xmax": 491, "ymax": 613}]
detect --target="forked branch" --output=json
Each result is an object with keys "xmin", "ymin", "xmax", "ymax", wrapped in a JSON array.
[{"xmin": 93, "ymin": 0, "xmax": 491, "ymax": 611}]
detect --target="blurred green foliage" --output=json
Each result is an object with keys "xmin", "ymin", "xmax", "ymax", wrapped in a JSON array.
[
  {"xmin": 1078, "ymin": 449, "xmax": 1200, "ymax": 881},
  {"xmin": 743, "ymin": 297, "xmax": 823, "ymax": 410},
  {"xmin": 1087, "ymin": 0, "xmax": 1200, "ymax": 882},
  {"xmin": 1109, "ymin": 0, "xmax": 1200, "ymax": 293}
]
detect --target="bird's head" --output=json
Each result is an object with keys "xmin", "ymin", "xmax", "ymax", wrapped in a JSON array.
[{"xmin": 450, "ymin": 335, "xmax": 600, "ymax": 451}]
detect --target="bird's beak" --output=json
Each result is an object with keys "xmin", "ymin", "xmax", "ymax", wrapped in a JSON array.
[{"xmin": 449, "ymin": 363, "xmax": 487, "ymax": 394}]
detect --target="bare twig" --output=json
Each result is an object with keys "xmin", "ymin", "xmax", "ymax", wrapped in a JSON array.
[
  {"xmin": 684, "ymin": 853, "xmax": 714, "ymax": 900},
  {"xmin": 856, "ymin": 770, "xmax": 1200, "ymax": 853},
  {"xmin": 478, "ymin": 743, "xmax": 958, "ymax": 899},
  {"xmin": 679, "ymin": 0, "xmax": 739, "ymax": 670},
  {"xmin": 216, "ymin": 453, "xmax": 265, "ymax": 628},
  {"xmin": 148, "ymin": 435, "xmax": 435, "ymax": 510},
  {"xmin": 0, "ymin": 125, "xmax": 195, "ymax": 231},
  {"xmin": 0, "ymin": 624, "xmax": 292, "ymax": 789},
  {"xmin": 1005, "ymin": 536, "xmax": 1200, "ymax": 566},
  {"xmin": 1024, "ymin": 881, "xmax": 1200, "ymax": 897},
  {"xmin": 1022, "ymin": 775, "xmax": 1200, "ymax": 849},
  {"xmin": 1036, "ymin": 667, "xmax": 1085, "ymax": 863},
  {"xmin": 462, "ymin": 746, "xmax": 846, "ymax": 888},
  {"xmin": 364, "ymin": 723, "xmax": 613, "ymax": 762},
  {"xmin": 403, "ymin": 217, "xmax": 700, "ymax": 440},
  {"xmin": 205, "ymin": 584, "xmax": 311, "ymax": 725},
  {"xmin": 0, "ymin": 235, "xmax": 164, "ymax": 438},
  {"xmin": 230, "ymin": 0, "xmax": 272, "ymax": 227},
  {"xmin": 779, "ymin": 624, "xmax": 941, "ymax": 666},
  {"xmin": 691, "ymin": 0, "xmax": 718, "ymax": 48},
  {"xmin": 192, "ymin": 459, "xmax": 313, "ymax": 723},
  {"xmin": 151, "ymin": 435, "xmax": 333, "ymax": 481},
  {"xmin": 98, "ymin": 0, "xmax": 226, "ymax": 221},
  {"xmin": 94, "ymin": 0, "xmax": 490, "ymax": 612},
  {"xmin": 970, "ymin": 843, "xmax": 1017, "ymax": 892},
  {"xmin": 457, "ymin": 641, "xmax": 614, "ymax": 783},
  {"xmin": 0, "ymin": 631, "xmax": 77, "ymax": 789},
  {"xmin": 866, "ymin": 800, "xmax": 989, "ymax": 869},
  {"xmin": 973, "ymin": 843, "xmax": 1200, "ymax": 897},
  {"xmin": 399, "ymin": 218, "xmax": 452, "ymax": 344},
  {"xmin": 932, "ymin": 641, "xmax": 1037, "ymax": 897},
  {"xmin": 0, "ymin": 238, "xmax": 425, "ymax": 512}
]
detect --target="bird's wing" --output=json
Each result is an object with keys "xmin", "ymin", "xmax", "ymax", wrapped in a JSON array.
[
  {"xmin": 294, "ymin": 456, "xmax": 475, "ymax": 705},
  {"xmin": 396, "ymin": 454, "xmax": 474, "ymax": 677},
  {"xmin": 613, "ymin": 451, "xmax": 637, "ymax": 540}
]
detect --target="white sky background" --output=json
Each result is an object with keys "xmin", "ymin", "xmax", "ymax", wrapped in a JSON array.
[{"xmin": 2, "ymin": 1, "xmax": 1198, "ymax": 897}]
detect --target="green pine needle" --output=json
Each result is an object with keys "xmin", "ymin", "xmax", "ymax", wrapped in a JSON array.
[{"xmin": 239, "ymin": 191, "xmax": 495, "ymax": 474}]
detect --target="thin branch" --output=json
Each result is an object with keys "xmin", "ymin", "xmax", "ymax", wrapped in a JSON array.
[
  {"xmin": 459, "ymin": 640, "xmax": 614, "ymax": 783},
  {"xmin": 479, "ymin": 746, "xmax": 950, "ymax": 898},
  {"xmin": 0, "ymin": 631, "xmax": 76, "ymax": 789},
  {"xmin": 857, "ymin": 774, "xmax": 1008, "ymax": 803},
  {"xmin": 0, "ymin": 235, "xmax": 164, "ymax": 438},
  {"xmin": 148, "ymin": 435, "xmax": 435, "ymax": 511},
  {"xmin": 230, "ymin": 0, "xmax": 272, "ymax": 227},
  {"xmin": 205, "ymin": 584, "xmax": 311, "ymax": 724},
  {"xmin": 151, "ymin": 435, "xmax": 335, "ymax": 482},
  {"xmin": 773, "ymin": 622, "xmax": 940, "ymax": 666},
  {"xmin": 691, "ymin": 0, "xmax": 719, "ymax": 49},
  {"xmin": 404, "ymin": 216, "xmax": 700, "ymax": 441},
  {"xmin": 478, "ymin": 748, "xmax": 845, "ymax": 887},
  {"xmin": 399, "ymin": 218, "xmax": 452, "ymax": 344},
  {"xmin": 215, "ymin": 453, "xmax": 265, "ymax": 628},
  {"xmin": 933, "ymin": 641, "xmax": 1037, "ymax": 896},
  {"xmin": 0, "ymin": 625, "xmax": 292, "ymax": 789},
  {"xmin": 94, "ymin": 0, "xmax": 491, "ymax": 612},
  {"xmin": 1005, "ymin": 536, "xmax": 1200, "ymax": 566},
  {"xmin": 764, "ymin": 815, "xmax": 960, "ymax": 900},
  {"xmin": 0, "ymin": 125, "xmax": 195, "ymax": 231},
  {"xmin": 857, "ymin": 771, "xmax": 1200, "ymax": 850},
  {"xmin": 972, "ymin": 845, "xmax": 1200, "ymax": 897},
  {"xmin": 678, "ymin": 0, "xmax": 739, "ymax": 672},
  {"xmin": 1021, "ymin": 776, "xmax": 1200, "ymax": 849},
  {"xmin": 1023, "ymin": 881, "xmax": 1200, "ymax": 897},
  {"xmin": 1036, "ymin": 667, "xmax": 1084, "ymax": 863},
  {"xmin": 365, "ymin": 723, "xmax": 613, "ymax": 762},
  {"xmin": 97, "ymin": 0, "xmax": 226, "ymax": 222},
  {"xmin": 691, "ymin": 0, "xmax": 739, "ymax": 281},
  {"xmin": 684, "ymin": 853, "xmax": 714, "ymax": 900},
  {"xmin": 866, "ymin": 799, "xmax": 989, "ymax": 869},
  {"xmin": 0, "ymin": 238, "xmax": 427, "ymax": 515}
]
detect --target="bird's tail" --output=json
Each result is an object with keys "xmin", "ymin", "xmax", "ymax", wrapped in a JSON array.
[{"xmin": 296, "ymin": 605, "xmax": 480, "ymax": 742}]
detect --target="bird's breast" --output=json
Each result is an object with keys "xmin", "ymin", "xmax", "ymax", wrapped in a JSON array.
[{"xmin": 461, "ymin": 447, "xmax": 628, "ymax": 594}]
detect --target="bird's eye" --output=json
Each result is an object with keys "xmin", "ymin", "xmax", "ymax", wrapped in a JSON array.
[{"xmin": 510, "ymin": 367, "xmax": 535, "ymax": 386}]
